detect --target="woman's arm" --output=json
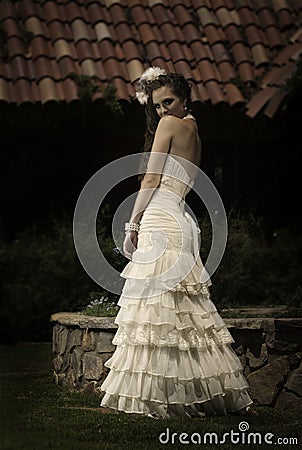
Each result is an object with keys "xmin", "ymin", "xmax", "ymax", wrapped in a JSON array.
[{"xmin": 129, "ymin": 116, "xmax": 175, "ymax": 224}]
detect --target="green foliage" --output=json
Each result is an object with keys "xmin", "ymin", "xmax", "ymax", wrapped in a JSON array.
[
  {"xmin": 23, "ymin": 31, "xmax": 34, "ymax": 50},
  {"xmin": 0, "ymin": 208, "xmax": 126, "ymax": 342},
  {"xmin": 104, "ymin": 84, "xmax": 123, "ymax": 114},
  {"xmin": 68, "ymin": 72, "xmax": 101, "ymax": 103},
  {"xmin": 282, "ymin": 59, "xmax": 302, "ymax": 94},
  {"xmin": 80, "ymin": 292, "xmax": 119, "ymax": 317},
  {"xmin": 1, "ymin": 208, "xmax": 301, "ymax": 339},
  {"xmin": 198, "ymin": 209, "xmax": 302, "ymax": 310}
]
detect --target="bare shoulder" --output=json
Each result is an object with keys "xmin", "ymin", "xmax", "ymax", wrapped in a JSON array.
[{"xmin": 157, "ymin": 115, "xmax": 185, "ymax": 132}]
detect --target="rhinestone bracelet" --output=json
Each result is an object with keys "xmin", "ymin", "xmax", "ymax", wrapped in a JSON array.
[{"xmin": 125, "ymin": 222, "xmax": 140, "ymax": 233}]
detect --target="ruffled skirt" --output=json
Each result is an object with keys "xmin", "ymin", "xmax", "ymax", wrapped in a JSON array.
[{"xmin": 100, "ymin": 201, "xmax": 253, "ymax": 417}]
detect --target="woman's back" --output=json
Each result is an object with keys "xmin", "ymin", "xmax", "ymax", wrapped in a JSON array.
[{"xmin": 166, "ymin": 114, "xmax": 202, "ymax": 180}]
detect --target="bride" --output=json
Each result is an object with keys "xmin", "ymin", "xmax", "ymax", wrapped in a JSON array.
[{"xmin": 100, "ymin": 67, "xmax": 256, "ymax": 418}]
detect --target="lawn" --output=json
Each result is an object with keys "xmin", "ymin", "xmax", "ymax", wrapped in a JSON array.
[{"xmin": 0, "ymin": 343, "xmax": 301, "ymax": 449}]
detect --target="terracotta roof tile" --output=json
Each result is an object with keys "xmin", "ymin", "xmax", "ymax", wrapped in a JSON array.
[
  {"xmin": 238, "ymin": 6, "xmax": 260, "ymax": 28},
  {"xmin": 232, "ymin": 42, "xmax": 252, "ymax": 64},
  {"xmin": 172, "ymin": 4, "xmax": 194, "ymax": 27},
  {"xmin": 14, "ymin": 78, "xmax": 34, "ymax": 104},
  {"xmin": 182, "ymin": 23, "xmax": 202, "ymax": 43},
  {"xmin": 104, "ymin": 57, "xmax": 128, "ymax": 80},
  {"xmin": 38, "ymin": 77, "xmax": 60, "ymax": 103},
  {"xmin": 115, "ymin": 22, "xmax": 134, "ymax": 43},
  {"xmin": 2, "ymin": 17, "xmax": 20, "ymax": 37},
  {"xmin": 204, "ymin": 24, "xmax": 226, "ymax": 45},
  {"xmin": 122, "ymin": 40, "xmax": 143, "ymax": 62},
  {"xmin": 224, "ymin": 24, "xmax": 244, "ymax": 45},
  {"xmin": 218, "ymin": 60, "xmax": 236, "ymax": 81},
  {"xmin": 272, "ymin": 0, "xmax": 291, "ymax": 13},
  {"xmin": 192, "ymin": 40, "xmax": 212, "ymax": 62},
  {"xmin": 174, "ymin": 60, "xmax": 193, "ymax": 79},
  {"xmin": 216, "ymin": 7, "xmax": 236, "ymax": 28},
  {"xmin": 204, "ymin": 80, "xmax": 226, "ymax": 104},
  {"xmin": 97, "ymin": 39, "xmax": 117, "ymax": 61},
  {"xmin": 126, "ymin": 59, "xmax": 144, "ymax": 82},
  {"xmin": 257, "ymin": 8, "xmax": 277, "ymax": 29},
  {"xmin": 278, "ymin": 9, "xmax": 296, "ymax": 31},
  {"xmin": 264, "ymin": 90, "xmax": 287, "ymax": 118},
  {"xmin": 24, "ymin": 16, "xmax": 47, "ymax": 37},
  {"xmin": 244, "ymin": 25, "xmax": 266, "ymax": 46},
  {"xmin": 264, "ymin": 26, "xmax": 283, "ymax": 49},
  {"xmin": 238, "ymin": 61, "xmax": 255, "ymax": 82},
  {"xmin": 290, "ymin": 29, "xmax": 302, "ymax": 43},
  {"xmin": 251, "ymin": 0, "xmax": 270, "ymax": 13},
  {"xmin": 0, "ymin": 0, "xmax": 301, "ymax": 115},
  {"xmin": 43, "ymin": 1, "xmax": 64, "ymax": 24},
  {"xmin": 198, "ymin": 59, "xmax": 220, "ymax": 82},
  {"xmin": 225, "ymin": 82, "xmax": 245, "ymax": 105},
  {"xmin": 108, "ymin": 3, "xmax": 128, "ymax": 25},
  {"xmin": 81, "ymin": 58, "xmax": 98, "ymax": 77},
  {"xmin": 251, "ymin": 43, "xmax": 270, "ymax": 67},
  {"xmin": 211, "ymin": 0, "xmax": 229, "ymax": 11},
  {"xmin": 274, "ymin": 41, "xmax": 302, "ymax": 64},
  {"xmin": 58, "ymin": 56, "xmax": 79, "ymax": 80},
  {"xmin": 6, "ymin": 36, "xmax": 24, "ymax": 58},
  {"xmin": 191, "ymin": 80, "xmax": 209, "ymax": 102},
  {"xmin": 94, "ymin": 22, "xmax": 112, "ymax": 42},
  {"xmin": 65, "ymin": 2, "xmax": 88, "ymax": 24},
  {"xmin": 0, "ymin": 0, "xmax": 16, "ymax": 21},
  {"xmin": 10, "ymin": 55, "xmax": 30, "ymax": 80},
  {"xmin": 246, "ymin": 86, "xmax": 278, "ymax": 117},
  {"xmin": 160, "ymin": 22, "xmax": 180, "ymax": 43},
  {"xmin": 33, "ymin": 56, "xmax": 54, "ymax": 82},
  {"xmin": 53, "ymin": 39, "xmax": 76, "ymax": 61},
  {"xmin": 48, "ymin": 21, "xmax": 72, "ymax": 43},
  {"xmin": 168, "ymin": 42, "xmax": 187, "ymax": 62},
  {"xmin": 211, "ymin": 42, "xmax": 230, "ymax": 63},
  {"xmin": 269, "ymin": 60, "xmax": 297, "ymax": 85},
  {"xmin": 152, "ymin": 4, "xmax": 176, "ymax": 26},
  {"xmin": 86, "ymin": 3, "xmax": 105, "ymax": 26},
  {"xmin": 75, "ymin": 40, "xmax": 95, "ymax": 62}
]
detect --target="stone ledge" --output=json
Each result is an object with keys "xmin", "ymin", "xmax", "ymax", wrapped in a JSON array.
[
  {"xmin": 50, "ymin": 312, "xmax": 302, "ymax": 330},
  {"xmin": 50, "ymin": 312, "xmax": 118, "ymax": 330},
  {"xmin": 50, "ymin": 312, "xmax": 302, "ymax": 411}
]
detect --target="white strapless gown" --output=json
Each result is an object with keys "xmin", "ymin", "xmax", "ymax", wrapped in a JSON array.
[{"xmin": 100, "ymin": 156, "xmax": 253, "ymax": 418}]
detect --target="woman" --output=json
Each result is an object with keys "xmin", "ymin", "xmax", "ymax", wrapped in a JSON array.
[{"xmin": 100, "ymin": 67, "xmax": 256, "ymax": 418}]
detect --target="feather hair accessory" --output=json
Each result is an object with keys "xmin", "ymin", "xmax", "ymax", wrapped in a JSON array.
[{"xmin": 135, "ymin": 66, "xmax": 167, "ymax": 105}]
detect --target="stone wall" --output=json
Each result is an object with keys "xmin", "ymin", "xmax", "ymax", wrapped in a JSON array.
[{"xmin": 50, "ymin": 312, "xmax": 302, "ymax": 410}]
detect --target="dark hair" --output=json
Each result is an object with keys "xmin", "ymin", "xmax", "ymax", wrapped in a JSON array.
[{"xmin": 142, "ymin": 73, "xmax": 192, "ymax": 153}]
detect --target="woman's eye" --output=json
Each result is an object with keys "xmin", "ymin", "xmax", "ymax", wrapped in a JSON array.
[{"xmin": 164, "ymin": 99, "xmax": 173, "ymax": 106}]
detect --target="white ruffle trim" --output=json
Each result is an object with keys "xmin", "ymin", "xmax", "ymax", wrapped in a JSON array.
[
  {"xmin": 114, "ymin": 279, "xmax": 233, "ymax": 350},
  {"xmin": 120, "ymin": 247, "xmax": 212, "ymax": 298},
  {"xmin": 100, "ymin": 341, "xmax": 254, "ymax": 416}
]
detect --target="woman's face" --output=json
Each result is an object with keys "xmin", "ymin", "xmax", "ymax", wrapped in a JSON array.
[{"xmin": 152, "ymin": 86, "xmax": 186, "ymax": 119}]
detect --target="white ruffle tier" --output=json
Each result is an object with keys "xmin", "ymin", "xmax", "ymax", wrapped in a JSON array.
[
  {"xmin": 100, "ymin": 250, "xmax": 253, "ymax": 417},
  {"xmin": 119, "ymin": 246, "xmax": 212, "ymax": 297}
]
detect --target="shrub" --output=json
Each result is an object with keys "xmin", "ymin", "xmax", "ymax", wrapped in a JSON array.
[
  {"xmin": 1, "ymin": 207, "xmax": 300, "ymax": 340},
  {"xmin": 199, "ymin": 209, "xmax": 302, "ymax": 310},
  {"xmin": 0, "ymin": 208, "xmax": 125, "ymax": 343}
]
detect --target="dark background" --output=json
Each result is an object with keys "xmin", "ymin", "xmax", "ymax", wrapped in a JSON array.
[
  {"xmin": 1, "ymin": 94, "xmax": 301, "ymax": 343},
  {"xmin": 0, "ymin": 91, "xmax": 301, "ymax": 242}
]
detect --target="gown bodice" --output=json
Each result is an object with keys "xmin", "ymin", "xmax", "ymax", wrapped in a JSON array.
[{"xmin": 159, "ymin": 156, "xmax": 194, "ymax": 201}]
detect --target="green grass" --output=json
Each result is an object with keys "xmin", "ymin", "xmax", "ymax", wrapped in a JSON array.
[{"xmin": 0, "ymin": 343, "xmax": 301, "ymax": 450}]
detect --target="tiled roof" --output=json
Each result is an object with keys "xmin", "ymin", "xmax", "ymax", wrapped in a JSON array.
[{"xmin": 0, "ymin": 0, "xmax": 302, "ymax": 117}]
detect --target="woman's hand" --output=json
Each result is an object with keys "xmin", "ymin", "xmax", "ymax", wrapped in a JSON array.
[{"xmin": 123, "ymin": 231, "xmax": 138, "ymax": 260}]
